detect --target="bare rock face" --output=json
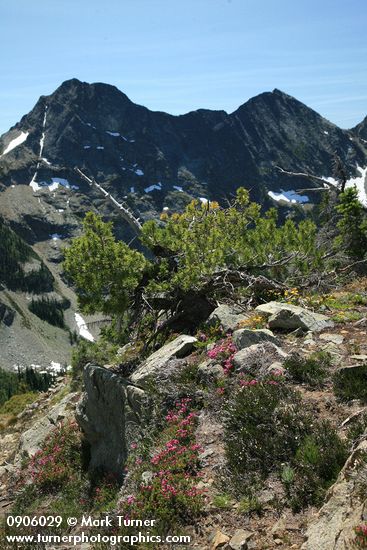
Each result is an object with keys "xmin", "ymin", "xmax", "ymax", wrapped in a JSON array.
[
  {"xmin": 302, "ymin": 434, "xmax": 367, "ymax": 550},
  {"xmin": 76, "ymin": 365, "xmax": 147, "ymax": 480},
  {"xmin": 256, "ymin": 302, "xmax": 334, "ymax": 332}
]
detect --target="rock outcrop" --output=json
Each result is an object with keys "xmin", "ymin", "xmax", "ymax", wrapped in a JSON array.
[
  {"xmin": 17, "ymin": 392, "xmax": 78, "ymax": 459},
  {"xmin": 130, "ymin": 334, "xmax": 197, "ymax": 387},
  {"xmin": 302, "ymin": 434, "xmax": 367, "ymax": 550},
  {"xmin": 76, "ymin": 336, "xmax": 197, "ymax": 477},
  {"xmin": 207, "ymin": 304, "xmax": 249, "ymax": 333},
  {"xmin": 76, "ymin": 365, "xmax": 147, "ymax": 480},
  {"xmin": 256, "ymin": 302, "xmax": 334, "ymax": 332},
  {"xmin": 0, "ymin": 301, "xmax": 15, "ymax": 327},
  {"xmin": 232, "ymin": 328, "xmax": 279, "ymax": 349},
  {"xmin": 232, "ymin": 342, "xmax": 287, "ymax": 377}
]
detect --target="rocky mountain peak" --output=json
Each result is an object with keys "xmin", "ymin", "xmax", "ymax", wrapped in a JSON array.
[{"xmin": 0, "ymin": 80, "xmax": 366, "ymax": 258}]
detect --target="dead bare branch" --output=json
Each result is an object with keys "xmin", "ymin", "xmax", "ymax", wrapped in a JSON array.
[{"xmin": 275, "ymin": 165, "xmax": 338, "ymax": 191}]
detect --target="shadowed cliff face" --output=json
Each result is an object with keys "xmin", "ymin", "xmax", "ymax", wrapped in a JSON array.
[
  {"xmin": 0, "ymin": 78, "xmax": 366, "ymax": 250},
  {"xmin": 353, "ymin": 115, "xmax": 367, "ymax": 141}
]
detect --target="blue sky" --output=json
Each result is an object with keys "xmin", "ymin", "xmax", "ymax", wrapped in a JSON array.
[{"xmin": 1, "ymin": 0, "xmax": 366, "ymax": 134}]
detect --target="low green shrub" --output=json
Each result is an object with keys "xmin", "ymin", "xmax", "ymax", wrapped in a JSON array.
[
  {"xmin": 332, "ymin": 311, "xmax": 363, "ymax": 323},
  {"xmin": 212, "ymin": 493, "xmax": 232, "ymax": 510},
  {"xmin": 225, "ymin": 380, "xmax": 310, "ymax": 478},
  {"xmin": 238, "ymin": 495, "xmax": 263, "ymax": 515},
  {"xmin": 333, "ymin": 365, "xmax": 367, "ymax": 402},
  {"xmin": 225, "ymin": 379, "xmax": 347, "ymax": 510},
  {"xmin": 0, "ymin": 392, "xmax": 37, "ymax": 416},
  {"xmin": 284, "ymin": 351, "xmax": 331, "ymax": 387},
  {"xmin": 71, "ymin": 339, "xmax": 118, "ymax": 380}
]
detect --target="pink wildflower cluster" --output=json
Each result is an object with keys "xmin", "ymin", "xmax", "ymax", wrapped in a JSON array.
[
  {"xmin": 26, "ymin": 420, "xmax": 81, "ymax": 492},
  {"xmin": 123, "ymin": 398, "xmax": 205, "ymax": 520},
  {"xmin": 238, "ymin": 370, "xmax": 285, "ymax": 388},
  {"xmin": 355, "ymin": 524, "xmax": 367, "ymax": 547},
  {"xmin": 239, "ymin": 378, "xmax": 281, "ymax": 388},
  {"xmin": 207, "ymin": 336, "xmax": 237, "ymax": 375}
]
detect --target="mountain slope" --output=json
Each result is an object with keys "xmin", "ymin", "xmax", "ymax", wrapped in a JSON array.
[
  {"xmin": 0, "ymin": 80, "xmax": 366, "ymax": 371},
  {"xmin": 1, "ymin": 79, "xmax": 366, "ymax": 225}
]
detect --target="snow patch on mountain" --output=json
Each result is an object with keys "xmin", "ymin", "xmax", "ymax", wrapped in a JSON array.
[
  {"xmin": 268, "ymin": 190, "xmax": 309, "ymax": 204},
  {"xmin": 145, "ymin": 183, "xmax": 162, "ymax": 193},
  {"xmin": 30, "ymin": 177, "xmax": 79, "ymax": 193},
  {"xmin": 346, "ymin": 165, "xmax": 367, "ymax": 205},
  {"xmin": 75, "ymin": 313, "xmax": 94, "ymax": 342},
  {"xmin": 323, "ymin": 165, "xmax": 367, "ymax": 205},
  {"xmin": 1, "ymin": 131, "xmax": 29, "ymax": 156}
]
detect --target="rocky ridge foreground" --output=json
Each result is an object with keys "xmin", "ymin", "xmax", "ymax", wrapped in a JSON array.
[{"xmin": 1, "ymin": 287, "xmax": 367, "ymax": 549}]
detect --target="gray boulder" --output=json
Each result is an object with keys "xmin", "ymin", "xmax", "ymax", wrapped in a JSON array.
[
  {"xmin": 302, "ymin": 434, "xmax": 367, "ymax": 549},
  {"xmin": 256, "ymin": 302, "xmax": 334, "ymax": 332},
  {"xmin": 76, "ymin": 365, "xmax": 147, "ymax": 480},
  {"xmin": 229, "ymin": 529, "xmax": 255, "ymax": 550},
  {"xmin": 207, "ymin": 304, "xmax": 249, "ymax": 332},
  {"xmin": 232, "ymin": 342, "xmax": 287, "ymax": 377},
  {"xmin": 197, "ymin": 360, "xmax": 224, "ymax": 382},
  {"xmin": 233, "ymin": 328, "xmax": 278, "ymax": 350},
  {"xmin": 130, "ymin": 334, "xmax": 197, "ymax": 387}
]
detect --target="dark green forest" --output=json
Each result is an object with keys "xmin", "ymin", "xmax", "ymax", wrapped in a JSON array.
[{"xmin": 0, "ymin": 217, "xmax": 54, "ymax": 293}]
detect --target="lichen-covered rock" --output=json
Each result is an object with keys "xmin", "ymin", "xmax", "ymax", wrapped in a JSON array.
[
  {"xmin": 130, "ymin": 334, "xmax": 197, "ymax": 387},
  {"xmin": 256, "ymin": 302, "xmax": 334, "ymax": 332},
  {"xmin": 233, "ymin": 328, "xmax": 278, "ymax": 349},
  {"xmin": 76, "ymin": 366, "xmax": 147, "ymax": 480},
  {"xmin": 232, "ymin": 342, "xmax": 287, "ymax": 377},
  {"xmin": 302, "ymin": 435, "xmax": 367, "ymax": 549},
  {"xmin": 207, "ymin": 304, "xmax": 249, "ymax": 332}
]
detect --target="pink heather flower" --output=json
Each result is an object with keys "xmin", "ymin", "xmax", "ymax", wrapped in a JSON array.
[
  {"xmin": 130, "ymin": 442, "xmax": 138, "ymax": 450},
  {"xmin": 190, "ymin": 444, "xmax": 203, "ymax": 452},
  {"xmin": 126, "ymin": 495, "xmax": 135, "ymax": 505}
]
